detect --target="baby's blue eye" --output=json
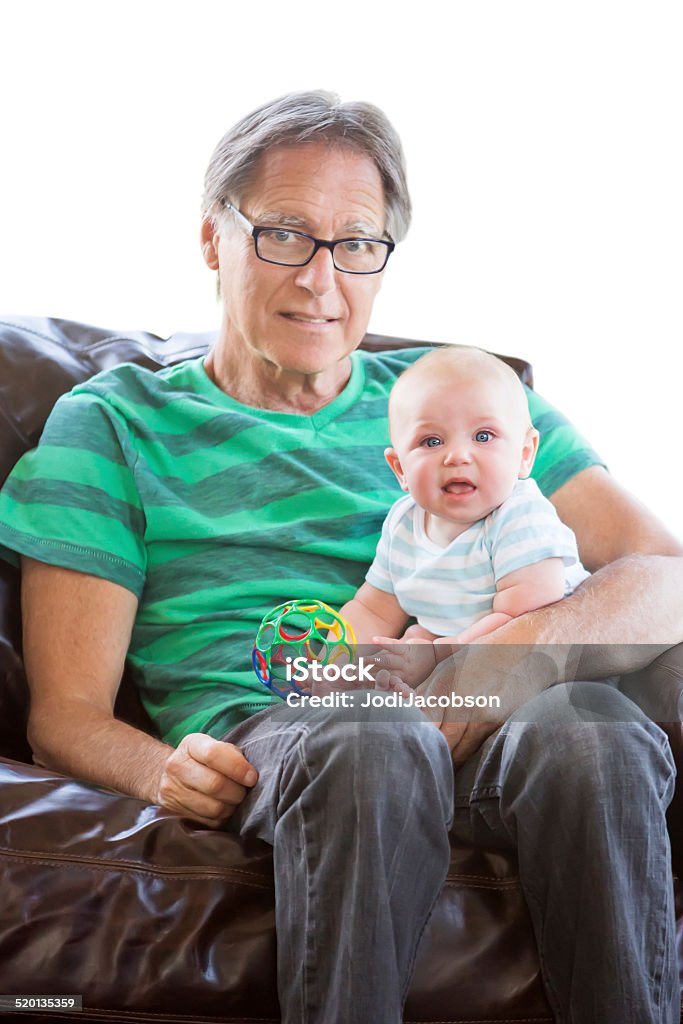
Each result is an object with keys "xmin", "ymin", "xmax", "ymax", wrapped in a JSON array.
[
  {"xmin": 475, "ymin": 430, "xmax": 493, "ymax": 443},
  {"xmin": 421, "ymin": 436, "xmax": 442, "ymax": 447}
]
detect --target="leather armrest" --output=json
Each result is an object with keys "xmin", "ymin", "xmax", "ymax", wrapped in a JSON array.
[
  {"xmin": 0, "ymin": 562, "xmax": 31, "ymax": 763},
  {"xmin": 0, "ymin": 757, "xmax": 279, "ymax": 1018}
]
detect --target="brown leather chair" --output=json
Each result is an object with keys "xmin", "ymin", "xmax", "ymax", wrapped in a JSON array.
[{"xmin": 0, "ymin": 317, "xmax": 681, "ymax": 1024}]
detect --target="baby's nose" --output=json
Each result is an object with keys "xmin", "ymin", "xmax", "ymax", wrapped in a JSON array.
[{"xmin": 443, "ymin": 444, "xmax": 472, "ymax": 465}]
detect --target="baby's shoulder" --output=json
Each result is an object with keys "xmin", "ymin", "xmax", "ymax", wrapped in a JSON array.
[
  {"xmin": 484, "ymin": 478, "xmax": 555, "ymax": 540},
  {"xmin": 383, "ymin": 493, "xmax": 418, "ymax": 534},
  {"xmin": 498, "ymin": 478, "xmax": 551, "ymax": 516}
]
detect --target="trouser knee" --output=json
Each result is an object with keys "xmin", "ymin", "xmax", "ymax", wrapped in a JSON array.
[
  {"xmin": 498, "ymin": 682, "xmax": 676, "ymax": 810},
  {"xmin": 296, "ymin": 704, "xmax": 454, "ymax": 822}
]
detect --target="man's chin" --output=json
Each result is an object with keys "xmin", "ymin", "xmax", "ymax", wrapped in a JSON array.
[{"xmin": 260, "ymin": 336, "xmax": 356, "ymax": 377}]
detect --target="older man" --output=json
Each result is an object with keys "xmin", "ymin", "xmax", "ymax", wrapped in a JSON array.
[{"xmin": 0, "ymin": 92, "xmax": 681, "ymax": 1023}]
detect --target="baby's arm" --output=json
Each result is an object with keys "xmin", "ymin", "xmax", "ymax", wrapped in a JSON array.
[
  {"xmin": 450, "ymin": 556, "xmax": 566, "ymax": 644},
  {"xmin": 341, "ymin": 585, "xmax": 436, "ymax": 689},
  {"xmin": 339, "ymin": 582, "xmax": 410, "ymax": 647},
  {"xmin": 332, "ymin": 585, "xmax": 415, "ymax": 697}
]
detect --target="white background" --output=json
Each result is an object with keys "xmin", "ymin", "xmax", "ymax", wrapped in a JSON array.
[{"xmin": 1, "ymin": 1, "xmax": 681, "ymax": 536}]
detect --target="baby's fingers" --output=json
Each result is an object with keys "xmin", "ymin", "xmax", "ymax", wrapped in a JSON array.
[
  {"xmin": 371, "ymin": 646, "xmax": 409, "ymax": 675},
  {"xmin": 373, "ymin": 668, "xmax": 413, "ymax": 698},
  {"xmin": 373, "ymin": 667, "xmax": 393, "ymax": 690}
]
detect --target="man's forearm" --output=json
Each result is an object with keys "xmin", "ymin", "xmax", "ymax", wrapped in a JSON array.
[
  {"xmin": 28, "ymin": 697, "xmax": 172, "ymax": 803},
  {"xmin": 479, "ymin": 554, "xmax": 683, "ymax": 678},
  {"xmin": 421, "ymin": 555, "xmax": 683, "ymax": 706}
]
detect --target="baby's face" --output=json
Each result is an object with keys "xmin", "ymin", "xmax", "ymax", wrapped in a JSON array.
[{"xmin": 386, "ymin": 370, "xmax": 538, "ymax": 542}]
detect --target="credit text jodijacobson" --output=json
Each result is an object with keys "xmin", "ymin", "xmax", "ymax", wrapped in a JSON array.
[{"xmin": 284, "ymin": 656, "xmax": 502, "ymax": 710}]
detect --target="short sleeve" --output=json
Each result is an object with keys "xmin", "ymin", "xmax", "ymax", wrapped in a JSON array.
[
  {"xmin": 0, "ymin": 390, "xmax": 147, "ymax": 597},
  {"xmin": 485, "ymin": 480, "xmax": 585, "ymax": 584},
  {"xmin": 527, "ymin": 387, "xmax": 606, "ymax": 497},
  {"xmin": 365, "ymin": 500, "xmax": 403, "ymax": 595}
]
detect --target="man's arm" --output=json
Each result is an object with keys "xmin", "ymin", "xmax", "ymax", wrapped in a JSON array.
[
  {"xmin": 420, "ymin": 466, "xmax": 683, "ymax": 761},
  {"xmin": 553, "ymin": 465, "xmax": 683, "ymax": 570},
  {"xmin": 504, "ymin": 466, "xmax": 683, "ymax": 653},
  {"xmin": 21, "ymin": 558, "xmax": 258, "ymax": 827},
  {"xmin": 465, "ymin": 466, "xmax": 683, "ymax": 654}
]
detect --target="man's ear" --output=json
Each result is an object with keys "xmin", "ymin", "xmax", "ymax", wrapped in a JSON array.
[
  {"xmin": 200, "ymin": 217, "xmax": 220, "ymax": 270},
  {"xmin": 518, "ymin": 427, "xmax": 540, "ymax": 479},
  {"xmin": 384, "ymin": 447, "xmax": 409, "ymax": 490}
]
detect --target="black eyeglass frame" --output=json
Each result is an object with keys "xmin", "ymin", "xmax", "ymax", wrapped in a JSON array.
[{"xmin": 223, "ymin": 201, "xmax": 395, "ymax": 275}]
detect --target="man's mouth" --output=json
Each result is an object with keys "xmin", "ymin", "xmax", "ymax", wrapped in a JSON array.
[
  {"xmin": 443, "ymin": 479, "xmax": 476, "ymax": 495},
  {"xmin": 281, "ymin": 313, "xmax": 338, "ymax": 324}
]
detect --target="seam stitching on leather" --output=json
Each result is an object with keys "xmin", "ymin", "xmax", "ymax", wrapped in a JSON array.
[
  {"xmin": 444, "ymin": 879, "xmax": 521, "ymax": 891},
  {"xmin": 0, "ymin": 848, "xmax": 274, "ymax": 887},
  {"xmin": 447, "ymin": 872, "xmax": 519, "ymax": 881}
]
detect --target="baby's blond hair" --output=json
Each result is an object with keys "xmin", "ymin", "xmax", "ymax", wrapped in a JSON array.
[{"xmin": 388, "ymin": 345, "xmax": 530, "ymax": 435}]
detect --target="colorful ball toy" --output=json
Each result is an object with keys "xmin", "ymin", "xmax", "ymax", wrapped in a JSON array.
[{"xmin": 252, "ymin": 599, "xmax": 357, "ymax": 698}]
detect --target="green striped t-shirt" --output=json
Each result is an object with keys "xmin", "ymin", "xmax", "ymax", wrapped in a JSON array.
[{"xmin": 0, "ymin": 347, "xmax": 603, "ymax": 744}]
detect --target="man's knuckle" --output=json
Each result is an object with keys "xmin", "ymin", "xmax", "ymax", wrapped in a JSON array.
[
  {"xmin": 202, "ymin": 796, "xmax": 224, "ymax": 817},
  {"xmin": 205, "ymin": 772, "xmax": 225, "ymax": 796}
]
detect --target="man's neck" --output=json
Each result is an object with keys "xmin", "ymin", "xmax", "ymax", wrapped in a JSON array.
[{"xmin": 204, "ymin": 336, "xmax": 352, "ymax": 415}]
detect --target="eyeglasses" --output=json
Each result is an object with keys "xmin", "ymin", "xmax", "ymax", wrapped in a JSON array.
[{"xmin": 223, "ymin": 202, "xmax": 395, "ymax": 275}]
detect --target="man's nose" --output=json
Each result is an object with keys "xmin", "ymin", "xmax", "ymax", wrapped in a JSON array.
[{"xmin": 293, "ymin": 247, "xmax": 338, "ymax": 296}]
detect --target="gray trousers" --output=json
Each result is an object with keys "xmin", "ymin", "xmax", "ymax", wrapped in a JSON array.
[{"xmin": 223, "ymin": 682, "xmax": 678, "ymax": 1024}]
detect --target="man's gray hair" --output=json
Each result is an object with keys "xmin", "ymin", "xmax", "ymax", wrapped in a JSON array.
[{"xmin": 202, "ymin": 91, "xmax": 411, "ymax": 242}]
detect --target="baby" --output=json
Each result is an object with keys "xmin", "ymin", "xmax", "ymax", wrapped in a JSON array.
[{"xmin": 340, "ymin": 346, "xmax": 589, "ymax": 682}]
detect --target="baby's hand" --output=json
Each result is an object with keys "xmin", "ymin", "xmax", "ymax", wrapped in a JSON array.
[
  {"xmin": 372, "ymin": 636, "xmax": 438, "ymax": 687},
  {"xmin": 372, "ymin": 667, "xmax": 415, "ymax": 700}
]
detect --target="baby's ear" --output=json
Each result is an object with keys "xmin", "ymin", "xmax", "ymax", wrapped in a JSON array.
[
  {"xmin": 384, "ymin": 448, "xmax": 409, "ymax": 491},
  {"xmin": 518, "ymin": 427, "xmax": 540, "ymax": 479}
]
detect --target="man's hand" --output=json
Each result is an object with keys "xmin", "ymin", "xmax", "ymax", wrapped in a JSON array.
[
  {"xmin": 414, "ymin": 643, "xmax": 570, "ymax": 764},
  {"xmin": 414, "ymin": 650, "xmax": 502, "ymax": 764},
  {"xmin": 156, "ymin": 733, "xmax": 258, "ymax": 828}
]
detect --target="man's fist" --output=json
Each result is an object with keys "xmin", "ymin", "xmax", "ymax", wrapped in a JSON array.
[{"xmin": 155, "ymin": 733, "xmax": 258, "ymax": 827}]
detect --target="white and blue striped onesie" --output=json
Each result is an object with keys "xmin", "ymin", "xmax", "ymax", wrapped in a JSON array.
[{"xmin": 365, "ymin": 478, "xmax": 589, "ymax": 636}]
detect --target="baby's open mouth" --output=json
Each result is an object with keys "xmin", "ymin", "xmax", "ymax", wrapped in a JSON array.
[{"xmin": 443, "ymin": 481, "xmax": 476, "ymax": 494}]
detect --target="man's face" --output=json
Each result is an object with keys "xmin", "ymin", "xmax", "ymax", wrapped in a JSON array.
[
  {"xmin": 386, "ymin": 371, "xmax": 538, "ymax": 543},
  {"xmin": 202, "ymin": 141, "xmax": 387, "ymax": 379}
]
